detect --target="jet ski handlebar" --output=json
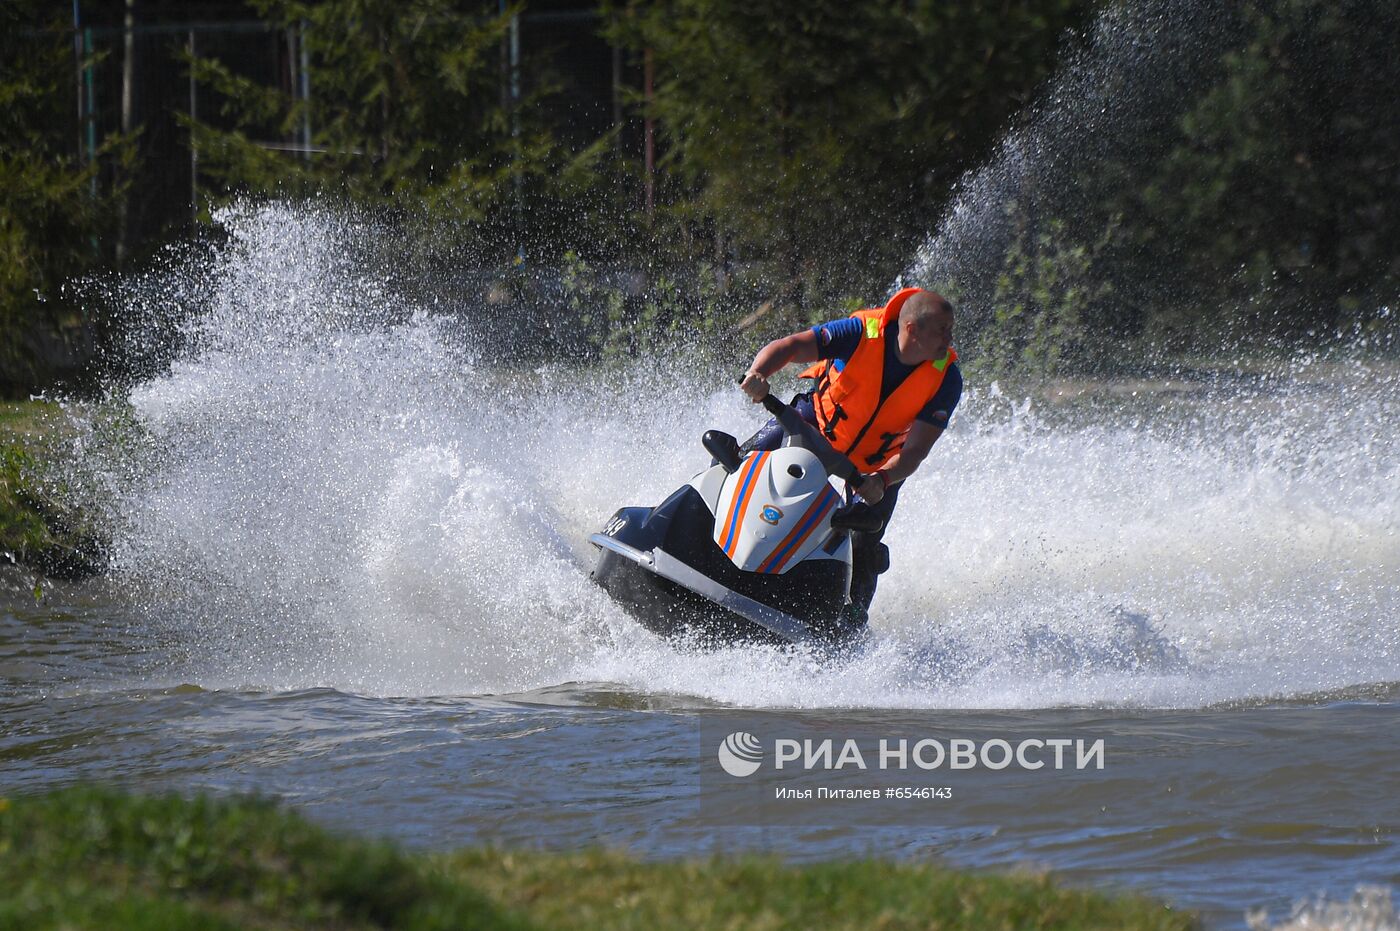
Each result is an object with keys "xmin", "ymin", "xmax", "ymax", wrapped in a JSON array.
[{"xmin": 756, "ymin": 392, "xmax": 862, "ymax": 485}]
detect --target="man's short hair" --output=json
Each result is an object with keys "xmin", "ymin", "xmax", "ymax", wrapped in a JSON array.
[{"xmin": 901, "ymin": 290, "xmax": 954, "ymax": 325}]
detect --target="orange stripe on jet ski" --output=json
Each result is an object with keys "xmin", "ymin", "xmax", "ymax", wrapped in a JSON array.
[
  {"xmin": 722, "ymin": 451, "xmax": 770, "ymax": 558},
  {"xmin": 757, "ymin": 485, "xmax": 840, "ymax": 574},
  {"xmin": 720, "ymin": 456, "xmax": 751, "ymax": 554}
]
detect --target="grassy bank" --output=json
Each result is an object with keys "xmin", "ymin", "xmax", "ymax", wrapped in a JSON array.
[
  {"xmin": 0, "ymin": 400, "xmax": 101, "ymax": 579},
  {"xmin": 0, "ymin": 787, "xmax": 1197, "ymax": 931}
]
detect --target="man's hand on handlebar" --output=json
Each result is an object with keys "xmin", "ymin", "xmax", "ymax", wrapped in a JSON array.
[
  {"xmin": 740, "ymin": 370, "xmax": 770, "ymax": 402},
  {"xmin": 738, "ymin": 375, "xmax": 865, "ymax": 487},
  {"xmin": 856, "ymin": 473, "xmax": 886, "ymax": 504}
]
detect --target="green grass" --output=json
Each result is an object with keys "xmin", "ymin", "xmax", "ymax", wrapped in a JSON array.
[
  {"xmin": 0, "ymin": 399, "xmax": 101, "ymax": 578},
  {"xmin": 0, "ymin": 788, "xmax": 1199, "ymax": 931}
]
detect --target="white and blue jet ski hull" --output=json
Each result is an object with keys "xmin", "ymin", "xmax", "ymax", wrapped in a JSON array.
[{"xmin": 589, "ymin": 474, "xmax": 854, "ymax": 647}]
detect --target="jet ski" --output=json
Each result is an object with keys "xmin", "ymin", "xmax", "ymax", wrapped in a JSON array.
[{"xmin": 589, "ymin": 392, "xmax": 883, "ymax": 647}]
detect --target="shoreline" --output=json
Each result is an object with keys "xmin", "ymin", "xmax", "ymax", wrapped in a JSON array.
[
  {"xmin": 0, "ymin": 787, "xmax": 1198, "ymax": 930},
  {"xmin": 0, "ymin": 400, "xmax": 103, "ymax": 580}
]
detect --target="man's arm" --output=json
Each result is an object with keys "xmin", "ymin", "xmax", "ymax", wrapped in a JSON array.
[
  {"xmin": 740, "ymin": 329, "xmax": 821, "ymax": 402},
  {"xmin": 856, "ymin": 421, "xmax": 943, "ymax": 504}
]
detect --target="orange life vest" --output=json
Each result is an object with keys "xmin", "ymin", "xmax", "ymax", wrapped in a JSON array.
[{"xmin": 800, "ymin": 287, "xmax": 957, "ymax": 470}]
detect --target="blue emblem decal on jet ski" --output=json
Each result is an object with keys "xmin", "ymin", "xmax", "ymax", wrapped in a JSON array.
[{"xmin": 760, "ymin": 505, "xmax": 783, "ymax": 525}]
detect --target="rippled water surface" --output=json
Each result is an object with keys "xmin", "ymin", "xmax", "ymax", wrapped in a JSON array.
[
  {"xmin": 3, "ymin": 204, "xmax": 1398, "ymax": 929},
  {"xmin": 3, "ymin": 579, "xmax": 1398, "ymax": 930}
]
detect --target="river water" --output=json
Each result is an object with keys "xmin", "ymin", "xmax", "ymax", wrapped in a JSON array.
[{"xmin": 2, "ymin": 205, "xmax": 1399, "ymax": 928}]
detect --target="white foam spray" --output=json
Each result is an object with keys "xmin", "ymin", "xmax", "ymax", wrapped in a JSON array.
[
  {"xmin": 61, "ymin": 202, "xmax": 1398, "ymax": 707},
  {"xmin": 902, "ymin": 0, "xmax": 1243, "ymax": 321}
]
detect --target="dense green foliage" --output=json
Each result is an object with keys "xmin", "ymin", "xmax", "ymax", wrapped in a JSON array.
[
  {"xmin": 0, "ymin": 1, "xmax": 131, "ymax": 395},
  {"xmin": 3, "ymin": 0, "xmax": 1398, "ymax": 392},
  {"xmin": 977, "ymin": 207, "xmax": 1120, "ymax": 378},
  {"xmin": 974, "ymin": 0, "xmax": 1400, "ymax": 374},
  {"xmin": 187, "ymin": 1, "xmax": 552, "ymax": 231},
  {"xmin": 1135, "ymin": 0, "xmax": 1400, "ymax": 346},
  {"xmin": 0, "ymin": 401, "xmax": 102, "ymax": 578},
  {"xmin": 606, "ymin": 0, "xmax": 1090, "ymax": 324},
  {"xmin": 0, "ymin": 787, "xmax": 1199, "ymax": 930}
]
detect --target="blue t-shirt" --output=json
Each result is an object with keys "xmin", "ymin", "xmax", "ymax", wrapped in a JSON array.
[{"xmin": 810, "ymin": 317, "xmax": 962, "ymax": 430}]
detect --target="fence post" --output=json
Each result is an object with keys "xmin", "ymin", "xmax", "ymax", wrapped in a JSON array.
[
  {"xmin": 118, "ymin": 0, "xmax": 134, "ymax": 263},
  {"xmin": 188, "ymin": 29, "xmax": 197, "ymax": 222},
  {"xmin": 300, "ymin": 21, "xmax": 311, "ymax": 161},
  {"xmin": 84, "ymin": 26, "xmax": 96, "ymax": 198},
  {"xmin": 72, "ymin": 1, "xmax": 83, "ymax": 164},
  {"xmin": 644, "ymin": 46, "xmax": 654, "ymax": 218}
]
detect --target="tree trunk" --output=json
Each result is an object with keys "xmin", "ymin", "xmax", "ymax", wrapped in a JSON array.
[{"xmin": 117, "ymin": 0, "xmax": 135, "ymax": 265}]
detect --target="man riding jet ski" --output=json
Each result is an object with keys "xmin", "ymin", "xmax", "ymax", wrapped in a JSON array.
[{"xmin": 589, "ymin": 288, "xmax": 960, "ymax": 647}]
